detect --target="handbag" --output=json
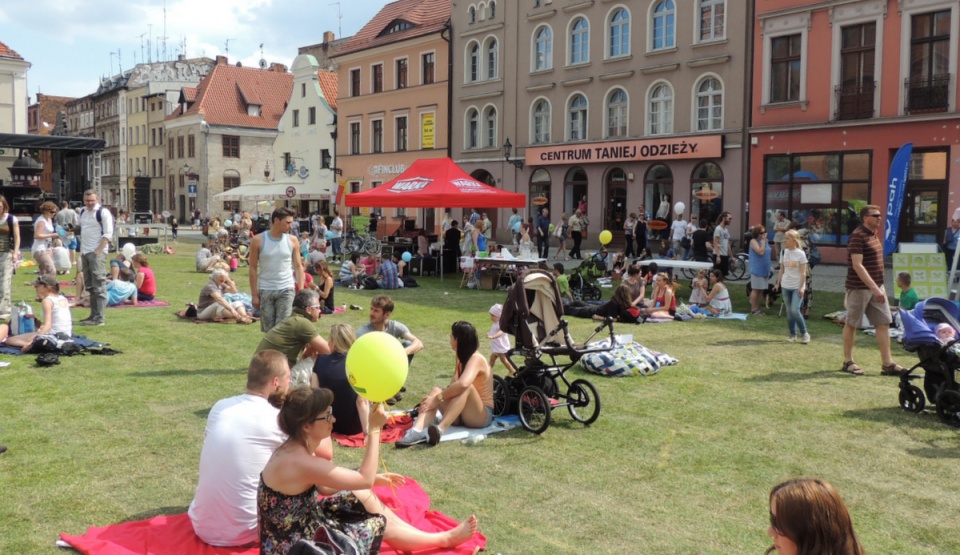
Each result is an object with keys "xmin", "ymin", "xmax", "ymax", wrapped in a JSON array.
[{"xmin": 681, "ymin": 236, "xmax": 691, "ymax": 249}]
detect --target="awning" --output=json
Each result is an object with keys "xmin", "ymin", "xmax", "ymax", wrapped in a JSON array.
[{"xmin": 213, "ymin": 176, "xmax": 331, "ymax": 202}]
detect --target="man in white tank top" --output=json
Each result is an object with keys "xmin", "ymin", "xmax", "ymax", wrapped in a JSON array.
[{"xmin": 248, "ymin": 207, "xmax": 304, "ymax": 333}]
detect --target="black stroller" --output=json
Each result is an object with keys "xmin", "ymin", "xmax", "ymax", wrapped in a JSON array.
[
  {"xmin": 497, "ymin": 269, "xmax": 613, "ymax": 433},
  {"xmin": 897, "ymin": 298, "xmax": 960, "ymax": 427}
]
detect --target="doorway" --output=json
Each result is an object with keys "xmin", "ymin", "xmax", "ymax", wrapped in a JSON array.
[
  {"xmin": 900, "ymin": 149, "xmax": 948, "ymax": 244},
  {"xmin": 604, "ymin": 168, "xmax": 627, "ymax": 248}
]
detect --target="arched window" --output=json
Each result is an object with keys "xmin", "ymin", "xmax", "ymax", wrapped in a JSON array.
[
  {"xmin": 645, "ymin": 164, "xmax": 674, "ymax": 226},
  {"xmin": 651, "ymin": 0, "xmax": 676, "ymax": 50},
  {"xmin": 696, "ymin": 77, "xmax": 723, "ymax": 131},
  {"xmin": 489, "ymin": 0, "xmax": 496, "ymax": 19},
  {"xmin": 477, "ymin": 2, "xmax": 486, "ymax": 22},
  {"xmin": 468, "ymin": 5, "xmax": 476, "ymax": 24},
  {"xmin": 609, "ymin": 8, "xmax": 630, "ymax": 58},
  {"xmin": 606, "ymin": 88, "xmax": 628, "ymax": 138},
  {"xmin": 698, "ymin": 0, "xmax": 725, "ymax": 42},
  {"xmin": 468, "ymin": 43, "xmax": 480, "ymax": 82},
  {"xmin": 534, "ymin": 26, "xmax": 553, "ymax": 71},
  {"xmin": 570, "ymin": 17, "xmax": 589, "ymax": 65},
  {"xmin": 691, "ymin": 161, "xmax": 724, "ymax": 226},
  {"xmin": 568, "ymin": 94, "xmax": 588, "ymax": 141},
  {"xmin": 467, "ymin": 108, "xmax": 479, "ymax": 149},
  {"xmin": 484, "ymin": 106, "xmax": 497, "ymax": 148},
  {"xmin": 648, "ymin": 83, "xmax": 673, "ymax": 135},
  {"xmin": 530, "ymin": 169, "xmax": 552, "ymax": 213},
  {"xmin": 485, "ymin": 38, "xmax": 498, "ymax": 80},
  {"xmin": 533, "ymin": 99, "xmax": 551, "ymax": 144}
]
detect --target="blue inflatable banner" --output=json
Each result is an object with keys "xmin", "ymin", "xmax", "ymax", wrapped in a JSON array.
[{"xmin": 884, "ymin": 143, "xmax": 913, "ymax": 256}]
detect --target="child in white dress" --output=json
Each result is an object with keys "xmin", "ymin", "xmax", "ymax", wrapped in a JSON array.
[
  {"xmin": 487, "ymin": 303, "xmax": 516, "ymax": 375},
  {"xmin": 688, "ymin": 269, "xmax": 708, "ymax": 306}
]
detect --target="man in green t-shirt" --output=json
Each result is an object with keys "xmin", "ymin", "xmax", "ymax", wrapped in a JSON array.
[
  {"xmin": 897, "ymin": 272, "xmax": 919, "ymax": 310},
  {"xmin": 553, "ymin": 263, "xmax": 574, "ymax": 304},
  {"xmin": 255, "ymin": 289, "xmax": 330, "ymax": 369}
]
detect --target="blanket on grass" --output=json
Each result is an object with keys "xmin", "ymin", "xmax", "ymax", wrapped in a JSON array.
[
  {"xmin": 332, "ymin": 415, "xmax": 520, "ymax": 448},
  {"xmin": 59, "ymin": 478, "xmax": 486, "ymax": 555},
  {"xmin": 110, "ymin": 299, "xmax": 170, "ymax": 308},
  {"xmin": 0, "ymin": 334, "xmax": 104, "ymax": 356}
]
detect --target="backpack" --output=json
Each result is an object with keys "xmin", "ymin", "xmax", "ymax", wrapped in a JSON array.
[
  {"xmin": 78, "ymin": 206, "xmax": 105, "ymax": 238},
  {"xmin": 807, "ymin": 241, "xmax": 821, "ymax": 269}
]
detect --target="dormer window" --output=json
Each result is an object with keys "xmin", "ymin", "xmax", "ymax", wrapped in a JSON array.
[{"xmin": 381, "ymin": 19, "xmax": 415, "ymax": 36}]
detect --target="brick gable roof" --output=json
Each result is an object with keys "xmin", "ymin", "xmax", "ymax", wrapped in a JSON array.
[
  {"xmin": 335, "ymin": 0, "xmax": 450, "ymax": 57},
  {"xmin": 317, "ymin": 70, "xmax": 338, "ymax": 112},
  {"xmin": 172, "ymin": 64, "xmax": 293, "ymax": 129},
  {"xmin": 0, "ymin": 40, "xmax": 24, "ymax": 61}
]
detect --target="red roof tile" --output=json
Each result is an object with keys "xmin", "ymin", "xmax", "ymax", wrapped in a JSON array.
[
  {"xmin": 172, "ymin": 64, "xmax": 293, "ymax": 129},
  {"xmin": 336, "ymin": 0, "xmax": 450, "ymax": 56},
  {"xmin": 317, "ymin": 70, "xmax": 338, "ymax": 112},
  {"xmin": 0, "ymin": 40, "xmax": 24, "ymax": 61}
]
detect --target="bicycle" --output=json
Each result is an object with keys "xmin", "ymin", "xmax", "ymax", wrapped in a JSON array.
[{"xmin": 342, "ymin": 227, "xmax": 381, "ymax": 256}]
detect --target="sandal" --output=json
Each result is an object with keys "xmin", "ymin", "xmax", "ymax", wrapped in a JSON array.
[
  {"xmin": 881, "ymin": 363, "xmax": 907, "ymax": 376},
  {"xmin": 841, "ymin": 361, "xmax": 864, "ymax": 376}
]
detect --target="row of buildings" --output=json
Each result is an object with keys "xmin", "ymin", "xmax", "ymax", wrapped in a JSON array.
[{"xmin": 3, "ymin": 0, "xmax": 960, "ymax": 262}]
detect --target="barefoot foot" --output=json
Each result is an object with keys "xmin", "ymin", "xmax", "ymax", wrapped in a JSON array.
[{"xmin": 442, "ymin": 515, "xmax": 478, "ymax": 548}]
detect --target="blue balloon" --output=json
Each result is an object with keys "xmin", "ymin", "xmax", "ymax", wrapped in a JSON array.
[
  {"xmin": 224, "ymin": 219, "xmax": 232, "ymax": 228},
  {"xmin": 402, "ymin": 251, "xmax": 412, "ymax": 262},
  {"xmin": 326, "ymin": 230, "xmax": 334, "ymax": 240}
]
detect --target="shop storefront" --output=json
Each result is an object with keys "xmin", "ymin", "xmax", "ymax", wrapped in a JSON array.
[{"xmin": 749, "ymin": 120, "xmax": 960, "ymax": 264}]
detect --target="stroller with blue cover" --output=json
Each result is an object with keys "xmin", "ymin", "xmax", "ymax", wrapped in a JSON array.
[{"xmin": 897, "ymin": 297, "xmax": 960, "ymax": 427}]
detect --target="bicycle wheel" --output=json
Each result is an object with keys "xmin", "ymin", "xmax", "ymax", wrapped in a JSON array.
[
  {"xmin": 728, "ymin": 256, "xmax": 746, "ymax": 281},
  {"xmin": 681, "ymin": 266, "xmax": 697, "ymax": 280},
  {"xmin": 362, "ymin": 236, "xmax": 381, "ymax": 255},
  {"xmin": 342, "ymin": 237, "xmax": 358, "ymax": 255}
]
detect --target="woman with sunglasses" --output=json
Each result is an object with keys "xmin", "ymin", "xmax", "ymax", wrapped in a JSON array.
[
  {"xmin": 32, "ymin": 201, "xmax": 59, "ymax": 276},
  {"xmin": 258, "ymin": 387, "xmax": 477, "ymax": 555},
  {"xmin": 767, "ymin": 478, "xmax": 865, "ymax": 555}
]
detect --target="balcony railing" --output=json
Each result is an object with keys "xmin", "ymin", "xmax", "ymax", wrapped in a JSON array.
[
  {"xmin": 904, "ymin": 74, "xmax": 950, "ymax": 114},
  {"xmin": 835, "ymin": 81, "xmax": 876, "ymax": 121}
]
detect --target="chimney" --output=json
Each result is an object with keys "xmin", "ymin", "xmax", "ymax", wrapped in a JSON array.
[
  {"xmin": 215, "ymin": 55, "xmax": 228, "ymax": 65},
  {"xmin": 178, "ymin": 54, "xmax": 186, "ymax": 61},
  {"xmin": 323, "ymin": 31, "xmax": 335, "ymax": 43},
  {"xmin": 270, "ymin": 63, "xmax": 288, "ymax": 73}
]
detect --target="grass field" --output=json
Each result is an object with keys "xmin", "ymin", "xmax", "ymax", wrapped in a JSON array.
[{"xmin": 0, "ymin": 246, "xmax": 957, "ymax": 554}]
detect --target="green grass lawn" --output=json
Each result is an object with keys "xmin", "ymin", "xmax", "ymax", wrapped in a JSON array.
[{"xmin": 0, "ymin": 247, "xmax": 957, "ymax": 554}]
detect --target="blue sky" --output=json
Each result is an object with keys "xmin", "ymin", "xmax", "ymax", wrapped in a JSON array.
[{"xmin": 0, "ymin": 0, "xmax": 385, "ymax": 100}]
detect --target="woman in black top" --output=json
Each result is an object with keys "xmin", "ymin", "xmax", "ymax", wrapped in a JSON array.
[{"xmin": 311, "ymin": 323, "xmax": 365, "ymax": 436}]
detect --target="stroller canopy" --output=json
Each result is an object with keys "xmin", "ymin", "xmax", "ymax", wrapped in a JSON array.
[{"xmin": 501, "ymin": 269, "xmax": 563, "ymax": 348}]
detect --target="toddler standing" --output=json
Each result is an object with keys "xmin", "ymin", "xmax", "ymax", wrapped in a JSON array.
[{"xmin": 487, "ymin": 303, "xmax": 516, "ymax": 375}]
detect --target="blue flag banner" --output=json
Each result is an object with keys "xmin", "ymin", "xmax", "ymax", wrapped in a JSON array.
[{"xmin": 884, "ymin": 143, "xmax": 913, "ymax": 256}]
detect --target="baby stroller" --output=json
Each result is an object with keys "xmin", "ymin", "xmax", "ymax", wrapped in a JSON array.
[
  {"xmin": 568, "ymin": 253, "xmax": 605, "ymax": 301},
  {"xmin": 897, "ymin": 297, "xmax": 960, "ymax": 427},
  {"xmin": 497, "ymin": 269, "xmax": 613, "ymax": 433}
]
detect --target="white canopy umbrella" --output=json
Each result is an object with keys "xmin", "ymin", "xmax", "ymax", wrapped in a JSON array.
[{"xmin": 213, "ymin": 177, "xmax": 331, "ymax": 202}]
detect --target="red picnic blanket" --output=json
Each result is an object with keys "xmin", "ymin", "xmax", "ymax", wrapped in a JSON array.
[
  {"xmin": 60, "ymin": 478, "xmax": 486, "ymax": 555},
  {"xmin": 331, "ymin": 414, "xmax": 414, "ymax": 447}
]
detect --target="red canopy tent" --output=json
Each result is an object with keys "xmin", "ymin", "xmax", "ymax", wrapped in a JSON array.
[
  {"xmin": 345, "ymin": 157, "xmax": 525, "ymax": 208},
  {"xmin": 345, "ymin": 158, "xmax": 525, "ymax": 279}
]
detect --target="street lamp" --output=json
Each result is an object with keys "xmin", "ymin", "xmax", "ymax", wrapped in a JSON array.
[
  {"xmin": 182, "ymin": 163, "xmax": 190, "ymax": 175},
  {"xmin": 503, "ymin": 138, "xmax": 524, "ymax": 170},
  {"xmin": 264, "ymin": 161, "xmax": 271, "ymax": 181},
  {"xmin": 136, "ymin": 169, "xmax": 141, "ymax": 177}
]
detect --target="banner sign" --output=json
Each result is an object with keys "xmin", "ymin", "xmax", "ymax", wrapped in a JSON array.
[
  {"xmin": 525, "ymin": 135, "xmax": 723, "ymax": 166},
  {"xmin": 884, "ymin": 142, "xmax": 912, "ymax": 256},
  {"xmin": 335, "ymin": 183, "xmax": 345, "ymax": 205},
  {"xmin": 421, "ymin": 113, "xmax": 435, "ymax": 149}
]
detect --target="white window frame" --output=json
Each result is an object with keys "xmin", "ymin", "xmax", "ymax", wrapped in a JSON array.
[
  {"xmin": 370, "ymin": 118, "xmax": 384, "ymax": 153},
  {"xmin": 420, "ymin": 50, "xmax": 437, "ymax": 85},
  {"xmin": 483, "ymin": 104, "xmax": 498, "ymax": 149},
  {"xmin": 760, "ymin": 11, "xmax": 810, "ymax": 106},
  {"xmin": 468, "ymin": 5, "xmax": 476, "ymax": 24},
  {"xmin": 484, "ymin": 36, "xmax": 499, "ymax": 80},
  {"xmin": 394, "ymin": 114, "xmax": 409, "ymax": 152},
  {"xmin": 607, "ymin": 6, "xmax": 631, "ymax": 59},
  {"xmin": 531, "ymin": 98, "xmax": 552, "ymax": 144},
  {"xmin": 696, "ymin": 0, "xmax": 726, "ymax": 43},
  {"xmin": 646, "ymin": 80, "xmax": 674, "ymax": 136},
  {"xmin": 532, "ymin": 25, "xmax": 554, "ymax": 71},
  {"xmin": 566, "ymin": 93, "xmax": 588, "ymax": 141},
  {"xmin": 828, "ymin": 3, "xmax": 884, "ymax": 120},
  {"xmin": 649, "ymin": 0, "xmax": 676, "ymax": 51},
  {"xmin": 348, "ymin": 119, "xmax": 362, "ymax": 155},
  {"xmin": 692, "ymin": 74, "xmax": 724, "ymax": 131},
  {"xmin": 466, "ymin": 41, "xmax": 481, "ymax": 83},
  {"xmin": 394, "ymin": 56, "xmax": 409, "ymax": 90},
  {"xmin": 465, "ymin": 107, "xmax": 480, "ymax": 150},
  {"xmin": 896, "ymin": 0, "xmax": 958, "ymax": 114},
  {"xmin": 568, "ymin": 17, "xmax": 590, "ymax": 66},
  {"xmin": 605, "ymin": 87, "xmax": 629, "ymax": 138}
]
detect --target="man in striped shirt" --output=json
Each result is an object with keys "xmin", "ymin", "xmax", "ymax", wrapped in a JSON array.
[{"xmin": 841, "ymin": 204, "xmax": 906, "ymax": 377}]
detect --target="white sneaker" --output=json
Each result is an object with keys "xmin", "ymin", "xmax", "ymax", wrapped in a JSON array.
[
  {"xmin": 788, "ymin": 335, "xmax": 797, "ymax": 343},
  {"xmin": 801, "ymin": 333, "xmax": 810, "ymax": 344}
]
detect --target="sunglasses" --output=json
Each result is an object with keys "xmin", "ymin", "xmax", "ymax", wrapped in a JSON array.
[
  {"xmin": 866, "ymin": 213, "xmax": 882, "ymax": 218},
  {"xmin": 314, "ymin": 410, "xmax": 334, "ymax": 422},
  {"xmin": 309, "ymin": 304, "xmax": 323, "ymax": 310}
]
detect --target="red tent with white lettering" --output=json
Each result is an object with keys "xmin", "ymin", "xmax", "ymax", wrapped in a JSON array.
[{"xmin": 344, "ymin": 157, "xmax": 525, "ymax": 208}]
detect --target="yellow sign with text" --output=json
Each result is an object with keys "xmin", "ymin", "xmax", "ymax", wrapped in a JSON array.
[{"xmin": 421, "ymin": 113, "xmax": 435, "ymax": 149}]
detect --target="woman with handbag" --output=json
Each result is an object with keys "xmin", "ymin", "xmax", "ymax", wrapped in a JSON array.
[
  {"xmin": 554, "ymin": 212, "xmax": 570, "ymax": 261},
  {"xmin": 258, "ymin": 387, "xmax": 477, "ymax": 555},
  {"xmin": 568, "ymin": 209, "xmax": 585, "ymax": 260}
]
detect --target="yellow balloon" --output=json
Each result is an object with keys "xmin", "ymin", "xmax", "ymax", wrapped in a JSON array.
[
  {"xmin": 346, "ymin": 331, "xmax": 409, "ymax": 402},
  {"xmin": 599, "ymin": 230, "xmax": 613, "ymax": 245}
]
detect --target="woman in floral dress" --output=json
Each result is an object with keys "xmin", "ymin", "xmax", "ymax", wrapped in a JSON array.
[{"xmin": 257, "ymin": 387, "xmax": 477, "ymax": 555}]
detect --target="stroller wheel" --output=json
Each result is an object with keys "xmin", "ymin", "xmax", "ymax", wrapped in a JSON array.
[
  {"xmin": 518, "ymin": 386, "xmax": 551, "ymax": 434},
  {"xmin": 584, "ymin": 285, "xmax": 602, "ymax": 301},
  {"xmin": 898, "ymin": 384, "xmax": 925, "ymax": 414},
  {"xmin": 936, "ymin": 390, "xmax": 960, "ymax": 427},
  {"xmin": 492, "ymin": 375, "xmax": 510, "ymax": 417},
  {"xmin": 567, "ymin": 379, "xmax": 601, "ymax": 425}
]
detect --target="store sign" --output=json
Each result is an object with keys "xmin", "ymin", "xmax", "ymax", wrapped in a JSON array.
[
  {"xmin": 694, "ymin": 189, "xmax": 719, "ymax": 200},
  {"xmin": 188, "ymin": 183, "xmax": 198, "ymax": 198},
  {"xmin": 421, "ymin": 113, "xmax": 435, "ymax": 149},
  {"xmin": 532, "ymin": 196, "xmax": 549, "ymax": 206},
  {"xmin": 526, "ymin": 135, "xmax": 723, "ymax": 165}
]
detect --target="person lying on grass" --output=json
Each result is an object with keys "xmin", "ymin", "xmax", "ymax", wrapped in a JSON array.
[
  {"xmin": 0, "ymin": 274, "xmax": 72, "ymax": 352},
  {"xmin": 396, "ymin": 321, "xmax": 493, "ymax": 447},
  {"xmin": 105, "ymin": 268, "xmax": 137, "ymax": 306},
  {"xmin": 258, "ymin": 386, "xmax": 478, "ymax": 555}
]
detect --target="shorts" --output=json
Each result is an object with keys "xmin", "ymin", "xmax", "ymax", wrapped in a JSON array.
[
  {"xmin": 845, "ymin": 288, "xmax": 892, "ymax": 328},
  {"xmin": 67, "ymin": 237, "xmax": 78, "ymax": 250},
  {"xmin": 750, "ymin": 275, "xmax": 769, "ymax": 290}
]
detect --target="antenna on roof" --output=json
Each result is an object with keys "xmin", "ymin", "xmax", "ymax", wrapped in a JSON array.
[
  {"xmin": 138, "ymin": 32, "xmax": 146, "ymax": 65},
  {"xmin": 225, "ymin": 38, "xmax": 236, "ymax": 56},
  {"xmin": 148, "ymin": 24, "xmax": 153, "ymax": 63},
  {"xmin": 329, "ymin": 2, "xmax": 342, "ymax": 39}
]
